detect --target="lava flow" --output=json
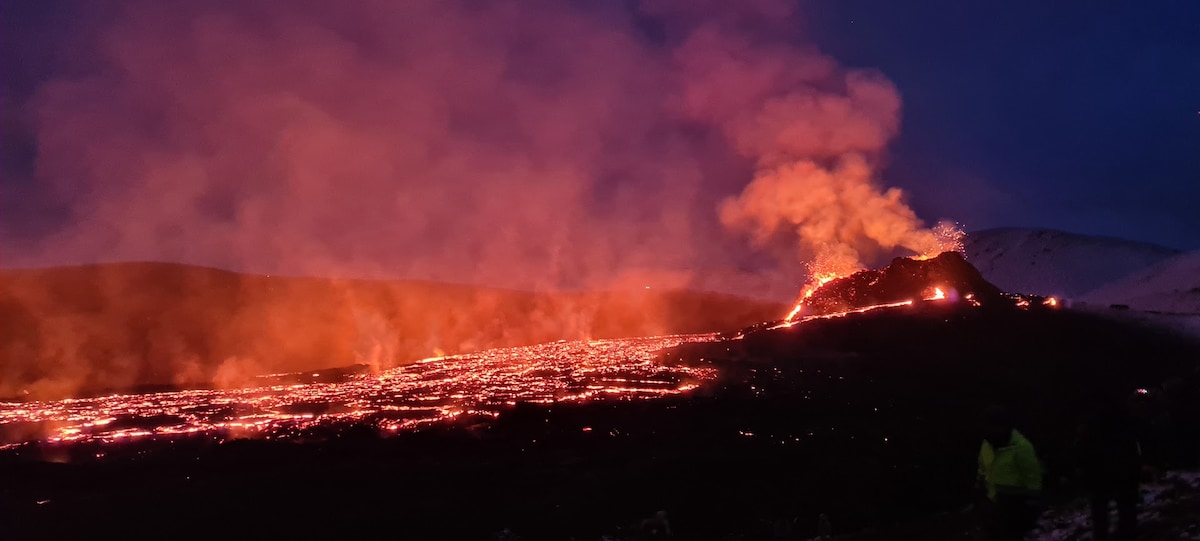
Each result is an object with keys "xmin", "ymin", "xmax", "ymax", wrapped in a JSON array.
[
  {"xmin": 752, "ymin": 251, "xmax": 1048, "ymax": 333},
  {"xmin": 785, "ymin": 251, "xmax": 994, "ymax": 320},
  {"xmin": 1, "ymin": 252, "xmax": 1051, "ymax": 452},
  {"xmin": 782, "ymin": 222, "xmax": 965, "ymax": 321},
  {"xmin": 0, "ymin": 334, "xmax": 718, "ymax": 449},
  {"xmin": 768, "ymin": 286, "xmax": 947, "ymax": 331},
  {"xmin": 784, "ymin": 272, "xmax": 839, "ymax": 321}
]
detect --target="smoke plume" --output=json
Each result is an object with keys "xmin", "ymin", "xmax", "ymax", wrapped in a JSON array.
[
  {"xmin": 4, "ymin": 0, "xmax": 954, "ymax": 293},
  {"xmin": 669, "ymin": 26, "xmax": 961, "ymax": 279},
  {"xmin": 0, "ymin": 0, "xmax": 960, "ymax": 396}
]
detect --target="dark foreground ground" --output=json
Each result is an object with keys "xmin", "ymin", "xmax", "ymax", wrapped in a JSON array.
[{"xmin": 3, "ymin": 303, "xmax": 1200, "ymax": 540}]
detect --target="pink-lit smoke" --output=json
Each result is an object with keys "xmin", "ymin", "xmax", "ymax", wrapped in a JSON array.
[
  {"xmin": 6, "ymin": 0, "xmax": 954, "ymax": 296},
  {"xmin": 671, "ymin": 27, "xmax": 962, "ymax": 279}
]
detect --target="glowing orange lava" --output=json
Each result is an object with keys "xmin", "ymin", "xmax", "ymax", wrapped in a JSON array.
[
  {"xmin": 0, "ymin": 334, "xmax": 718, "ymax": 448},
  {"xmin": 785, "ymin": 272, "xmax": 839, "ymax": 320},
  {"xmin": 781, "ymin": 223, "xmax": 964, "ymax": 321},
  {"xmin": 770, "ymin": 284, "xmax": 952, "ymax": 331},
  {"xmin": 785, "ymin": 250, "xmax": 961, "ymax": 322}
]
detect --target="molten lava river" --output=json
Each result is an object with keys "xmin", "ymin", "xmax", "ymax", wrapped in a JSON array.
[{"xmin": 0, "ymin": 334, "xmax": 719, "ymax": 449}]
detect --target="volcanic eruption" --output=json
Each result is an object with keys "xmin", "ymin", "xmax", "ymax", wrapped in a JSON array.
[
  {"xmin": 795, "ymin": 251, "xmax": 1004, "ymax": 317},
  {"xmin": 717, "ymin": 249, "xmax": 1064, "ymax": 341}
]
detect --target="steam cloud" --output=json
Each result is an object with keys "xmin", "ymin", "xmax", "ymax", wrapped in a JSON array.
[
  {"xmin": 676, "ymin": 29, "xmax": 961, "ymax": 279},
  {"xmin": 6, "ymin": 0, "xmax": 953, "ymax": 295}
]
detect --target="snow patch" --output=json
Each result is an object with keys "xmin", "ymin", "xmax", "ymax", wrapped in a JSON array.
[
  {"xmin": 964, "ymin": 228, "xmax": 1179, "ymax": 299},
  {"xmin": 1078, "ymin": 251, "xmax": 1200, "ymax": 315},
  {"xmin": 1030, "ymin": 471, "xmax": 1200, "ymax": 540}
]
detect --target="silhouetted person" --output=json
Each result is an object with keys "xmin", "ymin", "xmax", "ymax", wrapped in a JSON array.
[
  {"xmin": 1076, "ymin": 390, "xmax": 1160, "ymax": 541},
  {"xmin": 977, "ymin": 406, "xmax": 1043, "ymax": 540}
]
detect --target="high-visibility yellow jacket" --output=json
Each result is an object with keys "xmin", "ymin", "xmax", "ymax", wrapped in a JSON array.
[{"xmin": 978, "ymin": 429, "xmax": 1043, "ymax": 501}]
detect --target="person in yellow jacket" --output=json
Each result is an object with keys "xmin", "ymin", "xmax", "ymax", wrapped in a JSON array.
[{"xmin": 977, "ymin": 407, "xmax": 1043, "ymax": 540}]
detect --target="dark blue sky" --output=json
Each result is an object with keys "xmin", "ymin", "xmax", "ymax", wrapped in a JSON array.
[
  {"xmin": 806, "ymin": 0, "xmax": 1200, "ymax": 249},
  {"xmin": 1, "ymin": 0, "xmax": 1197, "ymax": 265}
]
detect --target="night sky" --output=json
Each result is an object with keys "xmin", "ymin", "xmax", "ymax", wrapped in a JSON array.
[
  {"xmin": 806, "ymin": 0, "xmax": 1200, "ymax": 250},
  {"xmin": 1, "ymin": 1, "xmax": 1197, "ymax": 294}
]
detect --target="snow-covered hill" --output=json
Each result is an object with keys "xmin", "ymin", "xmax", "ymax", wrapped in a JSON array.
[
  {"xmin": 1079, "ymin": 250, "xmax": 1200, "ymax": 314},
  {"xmin": 963, "ymin": 228, "xmax": 1180, "ymax": 298}
]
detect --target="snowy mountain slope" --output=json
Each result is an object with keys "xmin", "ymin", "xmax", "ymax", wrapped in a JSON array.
[
  {"xmin": 1079, "ymin": 250, "xmax": 1200, "ymax": 314},
  {"xmin": 963, "ymin": 228, "xmax": 1180, "ymax": 298}
]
